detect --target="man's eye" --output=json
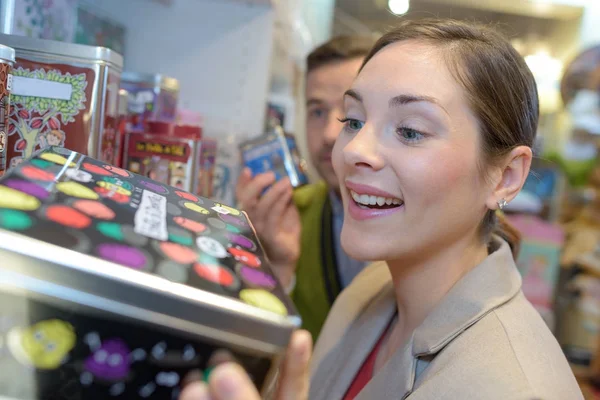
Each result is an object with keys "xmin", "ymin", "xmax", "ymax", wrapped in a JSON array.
[{"xmin": 309, "ymin": 108, "xmax": 326, "ymax": 119}]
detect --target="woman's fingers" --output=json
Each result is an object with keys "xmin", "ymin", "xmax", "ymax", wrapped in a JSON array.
[
  {"xmin": 209, "ymin": 363, "xmax": 262, "ymax": 400},
  {"xmin": 179, "ymin": 381, "xmax": 212, "ymax": 400},
  {"xmin": 277, "ymin": 330, "xmax": 313, "ymax": 400},
  {"xmin": 179, "ymin": 331, "xmax": 312, "ymax": 400}
]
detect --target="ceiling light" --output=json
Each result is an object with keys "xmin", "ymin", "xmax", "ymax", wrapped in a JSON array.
[{"xmin": 388, "ymin": 0, "xmax": 410, "ymax": 15}]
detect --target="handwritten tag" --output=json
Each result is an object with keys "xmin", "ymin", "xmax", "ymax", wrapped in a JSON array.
[{"xmin": 134, "ymin": 190, "xmax": 168, "ymax": 241}]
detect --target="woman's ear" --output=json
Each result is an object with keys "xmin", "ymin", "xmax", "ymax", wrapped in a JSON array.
[{"xmin": 485, "ymin": 145, "xmax": 533, "ymax": 210}]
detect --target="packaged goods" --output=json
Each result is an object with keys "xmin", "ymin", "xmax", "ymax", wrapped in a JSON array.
[
  {"xmin": 0, "ymin": 34, "xmax": 123, "ymax": 169},
  {"xmin": 0, "ymin": 44, "xmax": 15, "ymax": 177},
  {"xmin": 0, "ymin": 147, "xmax": 300, "ymax": 399},
  {"xmin": 240, "ymin": 127, "xmax": 308, "ymax": 188}
]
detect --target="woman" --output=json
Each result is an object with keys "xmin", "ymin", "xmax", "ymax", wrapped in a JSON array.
[{"xmin": 181, "ymin": 18, "xmax": 583, "ymax": 400}]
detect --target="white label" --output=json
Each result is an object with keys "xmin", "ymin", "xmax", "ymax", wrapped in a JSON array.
[
  {"xmin": 64, "ymin": 168, "xmax": 93, "ymax": 183},
  {"xmin": 6, "ymin": 74, "xmax": 12, "ymax": 92},
  {"xmin": 196, "ymin": 237, "xmax": 227, "ymax": 258},
  {"xmin": 211, "ymin": 206, "xmax": 230, "ymax": 215},
  {"xmin": 134, "ymin": 190, "xmax": 168, "ymax": 241},
  {"xmin": 12, "ymin": 76, "xmax": 72, "ymax": 100}
]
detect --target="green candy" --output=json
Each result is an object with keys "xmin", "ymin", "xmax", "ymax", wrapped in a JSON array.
[
  {"xmin": 96, "ymin": 222, "xmax": 124, "ymax": 241},
  {"xmin": 30, "ymin": 159, "xmax": 53, "ymax": 169},
  {"xmin": 168, "ymin": 233, "xmax": 193, "ymax": 246},
  {"xmin": 0, "ymin": 209, "xmax": 32, "ymax": 230},
  {"xmin": 225, "ymin": 224, "xmax": 241, "ymax": 234}
]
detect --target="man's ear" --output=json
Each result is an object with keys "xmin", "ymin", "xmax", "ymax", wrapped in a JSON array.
[{"xmin": 485, "ymin": 145, "xmax": 533, "ymax": 210}]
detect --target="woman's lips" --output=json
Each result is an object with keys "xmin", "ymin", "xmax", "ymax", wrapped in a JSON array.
[
  {"xmin": 347, "ymin": 195, "xmax": 404, "ymax": 220},
  {"xmin": 345, "ymin": 181, "xmax": 404, "ymax": 221}
]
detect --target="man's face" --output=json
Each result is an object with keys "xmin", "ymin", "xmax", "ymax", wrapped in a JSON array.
[{"xmin": 305, "ymin": 58, "xmax": 363, "ymax": 192}]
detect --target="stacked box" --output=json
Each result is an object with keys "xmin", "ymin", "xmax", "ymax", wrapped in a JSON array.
[{"xmin": 0, "ymin": 34, "xmax": 123, "ymax": 169}]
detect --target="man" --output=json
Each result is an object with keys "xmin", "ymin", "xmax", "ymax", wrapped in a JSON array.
[{"xmin": 236, "ymin": 35, "xmax": 376, "ymax": 341}]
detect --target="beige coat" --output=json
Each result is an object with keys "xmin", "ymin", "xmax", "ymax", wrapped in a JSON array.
[{"xmin": 309, "ymin": 238, "xmax": 583, "ymax": 400}]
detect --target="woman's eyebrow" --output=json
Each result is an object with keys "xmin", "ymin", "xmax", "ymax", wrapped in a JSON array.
[
  {"xmin": 389, "ymin": 94, "xmax": 449, "ymax": 115},
  {"xmin": 344, "ymin": 89, "xmax": 449, "ymax": 116},
  {"xmin": 344, "ymin": 89, "xmax": 362, "ymax": 102}
]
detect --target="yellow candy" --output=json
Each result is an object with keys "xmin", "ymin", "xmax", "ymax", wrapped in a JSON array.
[
  {"xmin": 214, "ymin": 203, "xmax": 240, "ymax": 216},
  {"xmin": 184, "ymin": 202, "xmax": 209, "ymax": 214},
  {"xmin": 0, "ymin": 185, "xmax": 41, "ymax": 211},
  {"xmin": 8, "ymin": 319, "xmax": 76, "ymax": 370},
  {"xmin": 57, "ymin": 181, "xmax": 99, "ymax": 199},
  {"xmin": 96, "ymin": 181, "xmax": 132, "ymax": 196},
  {"xmin": 239, "ymin": 289, "xmax": 287, "ymax": 316},
  {"xmin": 39, "ymin": 153, "xmax": 76, "ymax": 167}
]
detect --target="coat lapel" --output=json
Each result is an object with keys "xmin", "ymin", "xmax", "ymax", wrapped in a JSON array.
[
  {"xmin": 309, "ymin": 281, "xmax": 397, "ymax": 400},
  {"xmin": 356, "ymin": 336, "xmax": 416, "ymax": 400},
  {"xmin": 309, "ymin": 238, "xmax": 522, "ymax": 400}
]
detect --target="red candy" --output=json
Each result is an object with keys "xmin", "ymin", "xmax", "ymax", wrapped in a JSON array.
[{"xmin": 228, "ymin": 247, "xmax": 261, "ymax": 268}]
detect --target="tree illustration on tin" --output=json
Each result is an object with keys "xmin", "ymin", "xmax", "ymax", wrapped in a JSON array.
[{"xmin": 8, "ymin": 67, "xmax": 88, "ymax": 162}]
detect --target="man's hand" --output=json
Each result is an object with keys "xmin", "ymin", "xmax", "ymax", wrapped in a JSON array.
[
  {"xmin": 235, "ymin": 168, "xmax": 301, "ymax": 287},
  {"xmin": 179, "ymin": 330, "xmax": 312, "ymax": 400}
]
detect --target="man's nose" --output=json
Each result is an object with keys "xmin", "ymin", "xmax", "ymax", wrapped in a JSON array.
[{"xmin": 323, "ymin": 110, "xmax": 343, "ymax": 146}]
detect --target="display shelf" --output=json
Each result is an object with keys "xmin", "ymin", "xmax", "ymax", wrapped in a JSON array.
[{"xmin": 97, "ymin": 0, "xmax": 275, "ymax": 137}]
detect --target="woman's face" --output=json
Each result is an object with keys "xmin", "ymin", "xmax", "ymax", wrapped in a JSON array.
[{"xmin": 333, "ymin": 40, "xmax": 495, "ymax": 262}]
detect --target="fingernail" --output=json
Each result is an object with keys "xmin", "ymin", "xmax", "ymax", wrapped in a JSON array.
[
  {"xmin": 211, "ymin": 364, "xmax": 245, "ymax": 397},
  {"xmin": 297, "ymin": 330, "xmax": 313, "ymax": 361}
]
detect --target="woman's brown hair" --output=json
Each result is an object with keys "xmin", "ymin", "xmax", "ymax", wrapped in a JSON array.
[{"xmin": 360, "ymin": 18, "xmax": 538, "ymax": 258}]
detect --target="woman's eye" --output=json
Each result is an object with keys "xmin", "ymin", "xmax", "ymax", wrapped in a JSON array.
[
  {"xmin": 340, "ymin": 118, "xmax": 364, "ymax": 132},
  {"xmin": 397, "ymin": 127, "xmax": 424, "ymax": 142}
]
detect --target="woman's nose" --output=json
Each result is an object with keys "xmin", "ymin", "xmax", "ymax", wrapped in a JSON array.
[{"xmin": 342, "ymin": 126, "xmax": 385, "ymax": 171}]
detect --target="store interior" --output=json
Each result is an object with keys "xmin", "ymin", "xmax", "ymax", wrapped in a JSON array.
[{"xmin": 2, "ymin": 0, "xmax": 600, "ymax": 398}]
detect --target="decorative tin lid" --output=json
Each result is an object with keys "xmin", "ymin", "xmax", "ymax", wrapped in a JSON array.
[
  {"xmin": 0, "ymin": 43, "xmax": 15, "ymax": 63},
  {"xmin": 0, "ymin": 34, "xmax": 123, "ymax": 69},
  {"xmin": 121, "ymin": 72, "xmax": 180, "ymax": 92},
  {"xmin": 0, "ymin": 147, "xmax": 300, "ymax": 348}
]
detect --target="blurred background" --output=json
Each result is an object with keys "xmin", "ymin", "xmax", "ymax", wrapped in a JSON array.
[{"xmin": 4, "ymin": 0, "xmax": 600, "ymax": 396}]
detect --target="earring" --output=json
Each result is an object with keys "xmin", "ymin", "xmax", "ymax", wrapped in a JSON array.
[{"xmin": 497, "ymin": 198, "xmax": 508, "ymax": 210}]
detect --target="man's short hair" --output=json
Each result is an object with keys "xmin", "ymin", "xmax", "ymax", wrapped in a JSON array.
[{"xmin": 307, "ymin": 35, "xmax": 377, "ymax": 74}]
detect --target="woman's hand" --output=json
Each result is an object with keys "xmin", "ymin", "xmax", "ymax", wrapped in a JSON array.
[{"xmin": 179, "ymin": 330, "xmax": 312, "ymax": 400}]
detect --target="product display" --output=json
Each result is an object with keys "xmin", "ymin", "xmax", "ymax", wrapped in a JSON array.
[
  {"xmin": 0, "ymin": 147, "xmax": 300, "ymax": 399},
  {"xmin": 0, "ymin": 34, "xmax": 123, "ymax": 169},
  {"xmin": 198, "ymin": 138, "xmax": 217, "ymax": 198},
  {"xmin": 240, "ymin": 127, "xmax": 308, "ymax": 189},
  {"xmin": 114, "ymin": 88, "xmax": 130, "ymax": 169},
  {"xmin": 121, "ymin": 73, "xmax": 180, "ymax": 132},
  {"xmin": 0, "ymin": 44, "xmax": 15, "ymax": 178},
  {"xmin": 123, "ymin": 122, "xmax": 201, "ymax": 192}
]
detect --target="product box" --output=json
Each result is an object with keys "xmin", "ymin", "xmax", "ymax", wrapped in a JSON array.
[
  {"xmin": 240, "ymin": 127, "xmax": 308, "ymax": 188},
  {"xmin": 121, "ymin": 73, "xmax": 179, "ymax": 132},
  {"xmin": 114, "ymin": 88, "xmax": 130, "ymax": 169},
  {"xmin": 0, "ymin": 44, "xmax": 15, "ymax": 178},
  {"xmin": 123, "ymin": 122, "xmax": 201, "ymax": 193},
  {"xmin": 0, "ymin": 33, "xmax": 123, "ymax": 170},
  {"xmin": 198, "ymin": 138, "xmax": 217, "ymax": 199},
  {"xmin": 0, "ymin": 147, "xmax": 300, "ymax": 399}
]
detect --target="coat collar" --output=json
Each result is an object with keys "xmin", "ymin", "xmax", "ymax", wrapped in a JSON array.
[
  {"xmin": 413, "ymin": 237, "xmax": 522, "ymax": 356},
  {"xmin": 310, "ymin": 237, "xmax": 523, "ymax": 400}
]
